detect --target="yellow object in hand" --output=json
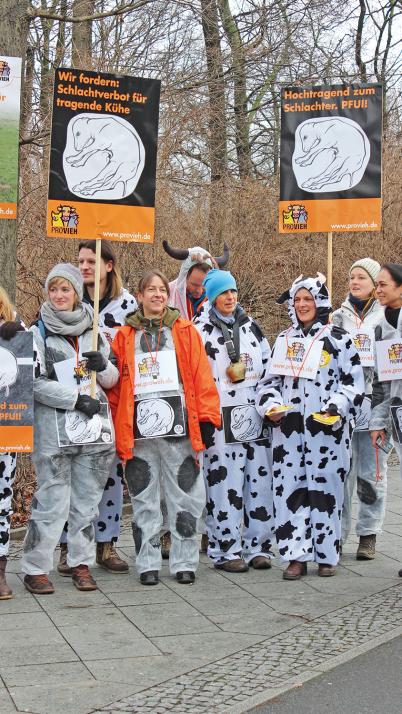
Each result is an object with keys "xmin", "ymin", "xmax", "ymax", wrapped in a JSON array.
[
  {"xmin": 311, "ymin": 412, "xmax": 340, "ymax": 425},
  {"xmin": 265, "ymin": 405, "xmax": 292, "ymax": 417}
]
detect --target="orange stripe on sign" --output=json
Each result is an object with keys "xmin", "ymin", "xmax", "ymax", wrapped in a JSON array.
[
  {"xmin": 46, "ymin": 200, "xmax": 155, "ymax": 242},
  {"xmin": 279, "ymin": 198, "xmax": 382, "ymax": 233},
  {"xmin": 0, "ymin": 426, "xmax": 33, "ymax": 453},
  {"xmin": 0, "ymin": 202, "xmax": 17, "ymax": 220}
]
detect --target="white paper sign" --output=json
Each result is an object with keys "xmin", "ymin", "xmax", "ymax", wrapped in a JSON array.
[
  {"xmin": 354, "ymin": 396, "xmax": 371, "ymax": 432},
  {"xmin": 55, "ymin": 402, "xmax": 113, "ymax": 448},
  {"xmin": 53, "ymin": 355, "xmax": 94, "ymax": 395},
  {"xmin": 135, "ymin": 350, "xmax": 179, "ymax": 395},
  {"xmin": 270, "ymin": 336, "xmax": 323, "ymax": 380},
  {"xmin": 376, "ymin": 339, "xmax": 402, "ymax": 382},
  {"xmin": 348, "ymin": 326, "xmax": 375, "ymax": 367}
]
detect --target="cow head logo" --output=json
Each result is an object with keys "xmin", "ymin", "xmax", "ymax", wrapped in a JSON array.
[
  {"xmin": 388, "ymin": 343, "xmax": 402, "ymax": 364},
  {"xmin": 286, "ymin": 341, "xmax": 305, "ymax": 362}
]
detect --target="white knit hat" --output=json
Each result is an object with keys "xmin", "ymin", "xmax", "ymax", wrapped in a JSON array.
[
  {"xmin": 45, "ymin": 263, "xmax": 83, "ymax": 300},
  {"xmin": 350, "ymin": 258, "xmax": 381, "ymax": 285}
]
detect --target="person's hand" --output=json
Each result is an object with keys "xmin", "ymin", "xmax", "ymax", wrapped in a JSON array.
[
  {"xmin": 75, "ymin": 394, "xmax": 101, "ymax": 418},
  {"xmin": 266, "ymin": 407, "xmax": 285, "ymax": 423},
  {"xmin": 0, "ymin": 321, "xmax": 24, "ymax": 340},
  {"xmin": 200, "ymin": 422, "xmax": 215, "ymax": 448},
  {"xmin": 370, "ymin": 429, "xmax": 385, "ymax": 448},
  {"xmin": 82, "ymin": 350, "xmax": 107, "ymax": 372}
]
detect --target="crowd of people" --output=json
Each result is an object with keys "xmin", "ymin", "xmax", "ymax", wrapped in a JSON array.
[{"xmin": 0, "ymin": 240, "xmax": 401, "ymax": 600}]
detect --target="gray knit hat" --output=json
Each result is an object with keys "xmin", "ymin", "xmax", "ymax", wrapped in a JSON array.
[
  {"xmin": 45, "ymin": 263, "xmax": 83, "ymax": 301},
  {"xmin": 350, "ymin": 258, "xmax": 381, "ymax": 285}
]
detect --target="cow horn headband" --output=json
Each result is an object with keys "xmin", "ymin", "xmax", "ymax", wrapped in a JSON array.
[{"xmin": 162, "ymin": 240, "xmax": 230, "ymax": 268}]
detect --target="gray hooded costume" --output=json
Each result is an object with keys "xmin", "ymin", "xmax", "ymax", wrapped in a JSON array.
[{"xmin": 21, "ymin": 291, "xmax": 118, "ymax": 576}]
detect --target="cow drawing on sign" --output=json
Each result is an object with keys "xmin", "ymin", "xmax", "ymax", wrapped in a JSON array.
[
  {"xmin": 0, "ymin": 348, "xmax": 18, "ymax": 397},
  {"xmin": 293, "ymin": 117, "xmax": 370, "ymax": 192},
  {"xmin": 64, "ymin": 114, "xmax": 145, "ymax": 200},
  {"xmin": 136, "ymin": 399, "xmax": 175, "ymax": 438}
]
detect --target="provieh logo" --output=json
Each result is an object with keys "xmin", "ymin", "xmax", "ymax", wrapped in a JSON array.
[
  {"xmin": 388, "ymin": 343, "xmax": 402, "ymax": 364},
  {"xmin": 282, "ymin": 203, "xmax": 308, "ymax": 230},
  {"xmin": 0, "ymin": 61, "xmax": 10, "ymax": 82},
  {"xmin": 51, "ymin": 204, "xmax": 79, "ymax": 234}
]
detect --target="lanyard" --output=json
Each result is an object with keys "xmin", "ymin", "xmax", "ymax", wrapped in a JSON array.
[
  {"xmin": 140, "ymin": 318, "xmax": 164, "ymax": 366},
  {"xmin": 67, "ymin": 336, "xmax": 81, "ymax": 385},
  {"xmin": 285, "ymin": 325, "xmax": 327, "ymax": 379},
  {"xmin": 352, "ymin": 297, "xmax": 374, "ymax": 328}
]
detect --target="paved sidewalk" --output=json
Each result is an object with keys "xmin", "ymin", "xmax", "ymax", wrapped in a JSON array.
[{"xmin": 1, "ymin": 460, "xmax": 401, "ymax": 714}]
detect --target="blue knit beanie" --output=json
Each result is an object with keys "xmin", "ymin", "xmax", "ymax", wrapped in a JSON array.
[{"xmin": 203, "ymin": 269, "xmax": 237, "ymax": 304}]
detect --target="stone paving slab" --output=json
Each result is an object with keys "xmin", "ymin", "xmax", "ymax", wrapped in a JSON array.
[{"xmin": 2, "ymin": 462, "xmax": 401, "ymax": 713}]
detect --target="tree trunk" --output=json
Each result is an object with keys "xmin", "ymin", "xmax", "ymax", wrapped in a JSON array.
[
  {"xmin": 200, "ymin": 0, "xmax": 228, "ymax": 246},
  {"xmin": 218, "ymin": 0, "xmax": 252, "ymax": 180},
  {"xmin": 0, "ymin": 1, "xmax": 29, "ymax": 301},
  {"xmin": 72, "ymin": 0, "xmax": 95, "ymax": 69}
]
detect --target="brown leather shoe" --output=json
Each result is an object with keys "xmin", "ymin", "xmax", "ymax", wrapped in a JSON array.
[
  {"xmin": 250, "ymin": 556, "xmax": 272, "ymax": 570},
  {"xmin": 318, "ymin": 564, "xmax": 336, "ymax": 577},
  {"xmin": 283, "ymin": 560, "xmax": 307, "ymax": 580},
  {"xmin": 200, "ymin": 533, "xmax": 209, "ymax": 554},
  {"xmin": 161, "ymin": 531, "xmax": 171, "ymax": 560},
  {"xmin": 96, "ymin": 542, "xmax": 129, "ymax": 573},
  {"xmin": 71, "ymin": 565, "xmax": 97, "ymax": 591},
  {"xmin": 0, "ymin": 556, "xmax": 12, "ymax": 600},
  {"xmin": 57, "ymin": 543, "xmax": 72, "ymax": 577},
  {"xmin": 214, "ymin": 558, "xmax": 249, "ymax": 573},
  {"xmin": 356, "ymin": 535, "xmax": 376, "ymax": 560},
  {"xmin": 24, "ymin": 574, "xmax": 55, "ymax": 595}
]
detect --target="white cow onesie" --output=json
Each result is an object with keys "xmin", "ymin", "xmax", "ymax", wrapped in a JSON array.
[{"xmin": 257, "ymin": 276, "xmax": 365, "ymax": 567}]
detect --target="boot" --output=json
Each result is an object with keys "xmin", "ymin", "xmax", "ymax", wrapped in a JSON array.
[
  {"xmin": 71, "ymin": 565, "xmax": 97, "ymax": 591},
  {"xmin": 0, "ymin": 556, "xmax": 12, "ymax": 600},
  {"xmin": 24, "ymin": 573, "xmax": 55, "ymax": 595},
  {"xmin": 214, "ymin": 558, "xmax": 249, "ymax": 573},
  {"xmin": 57, "ymin": 543, "xmax": 72, "ymax": 576},
  {"xmin": 283, "ymin": 560, "xmax": 307, "ymax": 580},
  {"xmin": 199, "ymin": 534, "xmax": 209, "ymax": 554},
  {"xmin": 161, "ymin": 531, "xmax": 171, "ymax": 560},
  {"xmin": 96, "ymin": 542, "xmax": 129, "ymax": 573},
  {"xmin": 356, "ymin": 534, "xmax": 376, "ymax": 560}
]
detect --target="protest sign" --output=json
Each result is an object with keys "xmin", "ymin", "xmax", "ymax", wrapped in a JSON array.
[
  {"xmin": 0, "ymin": 332, "xmax": 33, "ymax": 452},
  {"xmin": 0, "ymin": 57, "xmax": 22, "ymax": 220},
  {"xmin": 47, "ymin": 67, "xmax": 160, "ymax": 242},
  {"xmin": 279, "ymin": 83, "xmax": 382, "ymax": 233}
]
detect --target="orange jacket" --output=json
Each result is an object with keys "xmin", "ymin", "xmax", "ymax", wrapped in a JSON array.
[{"xmin": 108, "ymin": 318, "xmax": 221, "ymax": 461}]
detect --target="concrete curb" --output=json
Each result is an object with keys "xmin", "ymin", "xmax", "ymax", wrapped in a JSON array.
[{"xmin": 230, "ymin": 625, "xmax": 402, "ymax": 714}]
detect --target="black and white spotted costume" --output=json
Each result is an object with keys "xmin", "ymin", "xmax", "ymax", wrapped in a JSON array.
[
  {"xmin": 0, "ymin": 453, "xmax": 17, "ymax": 557},
  {"xmin": 256, "ymin": 276, "xmax": 365, "ymax": 567},
  {"xmin": 61, "ymin": 287, "xmax": 137, "ymax": 544},
  {"xmin": 194, "ymin": 306, "xmax": 274, "ymax": 564}
]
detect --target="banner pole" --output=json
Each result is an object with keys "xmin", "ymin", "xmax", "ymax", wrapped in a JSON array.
[
  {"xmin": 327, "ymin": 232, "xmax": 333, "ymax": 300},
  {"xmin": 90, "ymin": 238, "xmax": 102, "ymax": 398}
]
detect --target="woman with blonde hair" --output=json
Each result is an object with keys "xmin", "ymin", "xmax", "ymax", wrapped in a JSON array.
[
  {"xmin": 0, "ymin": 286, "xmax": 25, "ymax": 599},
  {"xmin": 20, "ymin": 263, "xmax": 118, "ymax": 595}
]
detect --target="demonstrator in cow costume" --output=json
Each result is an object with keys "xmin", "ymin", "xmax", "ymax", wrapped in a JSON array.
[
  {"xmin": 162, "ymin": 240, "xmax": 230, "ymax": 320},
  {"xmin": 0, "ymin": 286, "xmax": 27, "ymax": 600},
  {"xmin": 108, "ymin": 269, "xmax": 221, "ymax": 586},
  {"xmin": 58, "ymin": 241, "xmax": 137, "ymax": 576},
  {"xmin": 194, "ymin": 269, "xmax": 275, "ymax": 572},
  {"xmin": 257, "ymin": 274, "xmax": 365, "ymax": 579}
]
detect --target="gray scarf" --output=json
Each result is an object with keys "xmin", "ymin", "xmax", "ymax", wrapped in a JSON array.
[{"xmin": 40, "ymin": 301, "xmax": 93, "ymax": 336}]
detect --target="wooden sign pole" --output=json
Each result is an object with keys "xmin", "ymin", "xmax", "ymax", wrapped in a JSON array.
[
  {"xmin": 90, "ymin": 238, "xmax": 102, "ymax": 398},
  {"xmin": 327, "ymin": 232, "xmax": 333, "ymax": 300}
]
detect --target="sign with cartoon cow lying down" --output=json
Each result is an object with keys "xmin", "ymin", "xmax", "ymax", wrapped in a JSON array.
[
  {"xmin": 47, "ymin": 67, "xmax": 160, "ymax": 243},
  {"xmin": 279, "ymin": 82, "xmax": 382, "ymax": 233},
  {"xmin": 0, "ymin": 332, "xmax": 34, "ymax": 452}
]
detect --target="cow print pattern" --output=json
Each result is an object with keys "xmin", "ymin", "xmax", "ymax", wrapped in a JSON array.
[
  {"xmin": 0, "ymin": 453, "xmax": 17, "ymax": 556},
  {"xmin": 256, "ymin": 276, "xmax": 365, "ymax": 566},
  {"xmin": 194, "ymin": 309, "xmax": 274, "ymax": 564}
]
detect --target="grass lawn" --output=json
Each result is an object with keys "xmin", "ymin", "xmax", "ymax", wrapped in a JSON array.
[{"xmin": 0, "ymin": 118, "xmax": 19, "ymax": 202}]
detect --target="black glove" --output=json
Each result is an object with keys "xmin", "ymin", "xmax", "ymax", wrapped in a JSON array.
[
  {"xmin": 75, "ymin": 394, "xmax": 101, "ymax": 418},
  {"xmin": 200, "ymin": 421, "xmax": 215, "ymax": 449},
  {"xmin": 0, "ymin": 321, "xmax": 24, "ymax": 340},
  {"xmin": 82, "ymin": 350, "xmax": 107, "ymax": 372},
  {"xmin": 326, "ymin": 403, "xmax": 339, "ymax": 416}
]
